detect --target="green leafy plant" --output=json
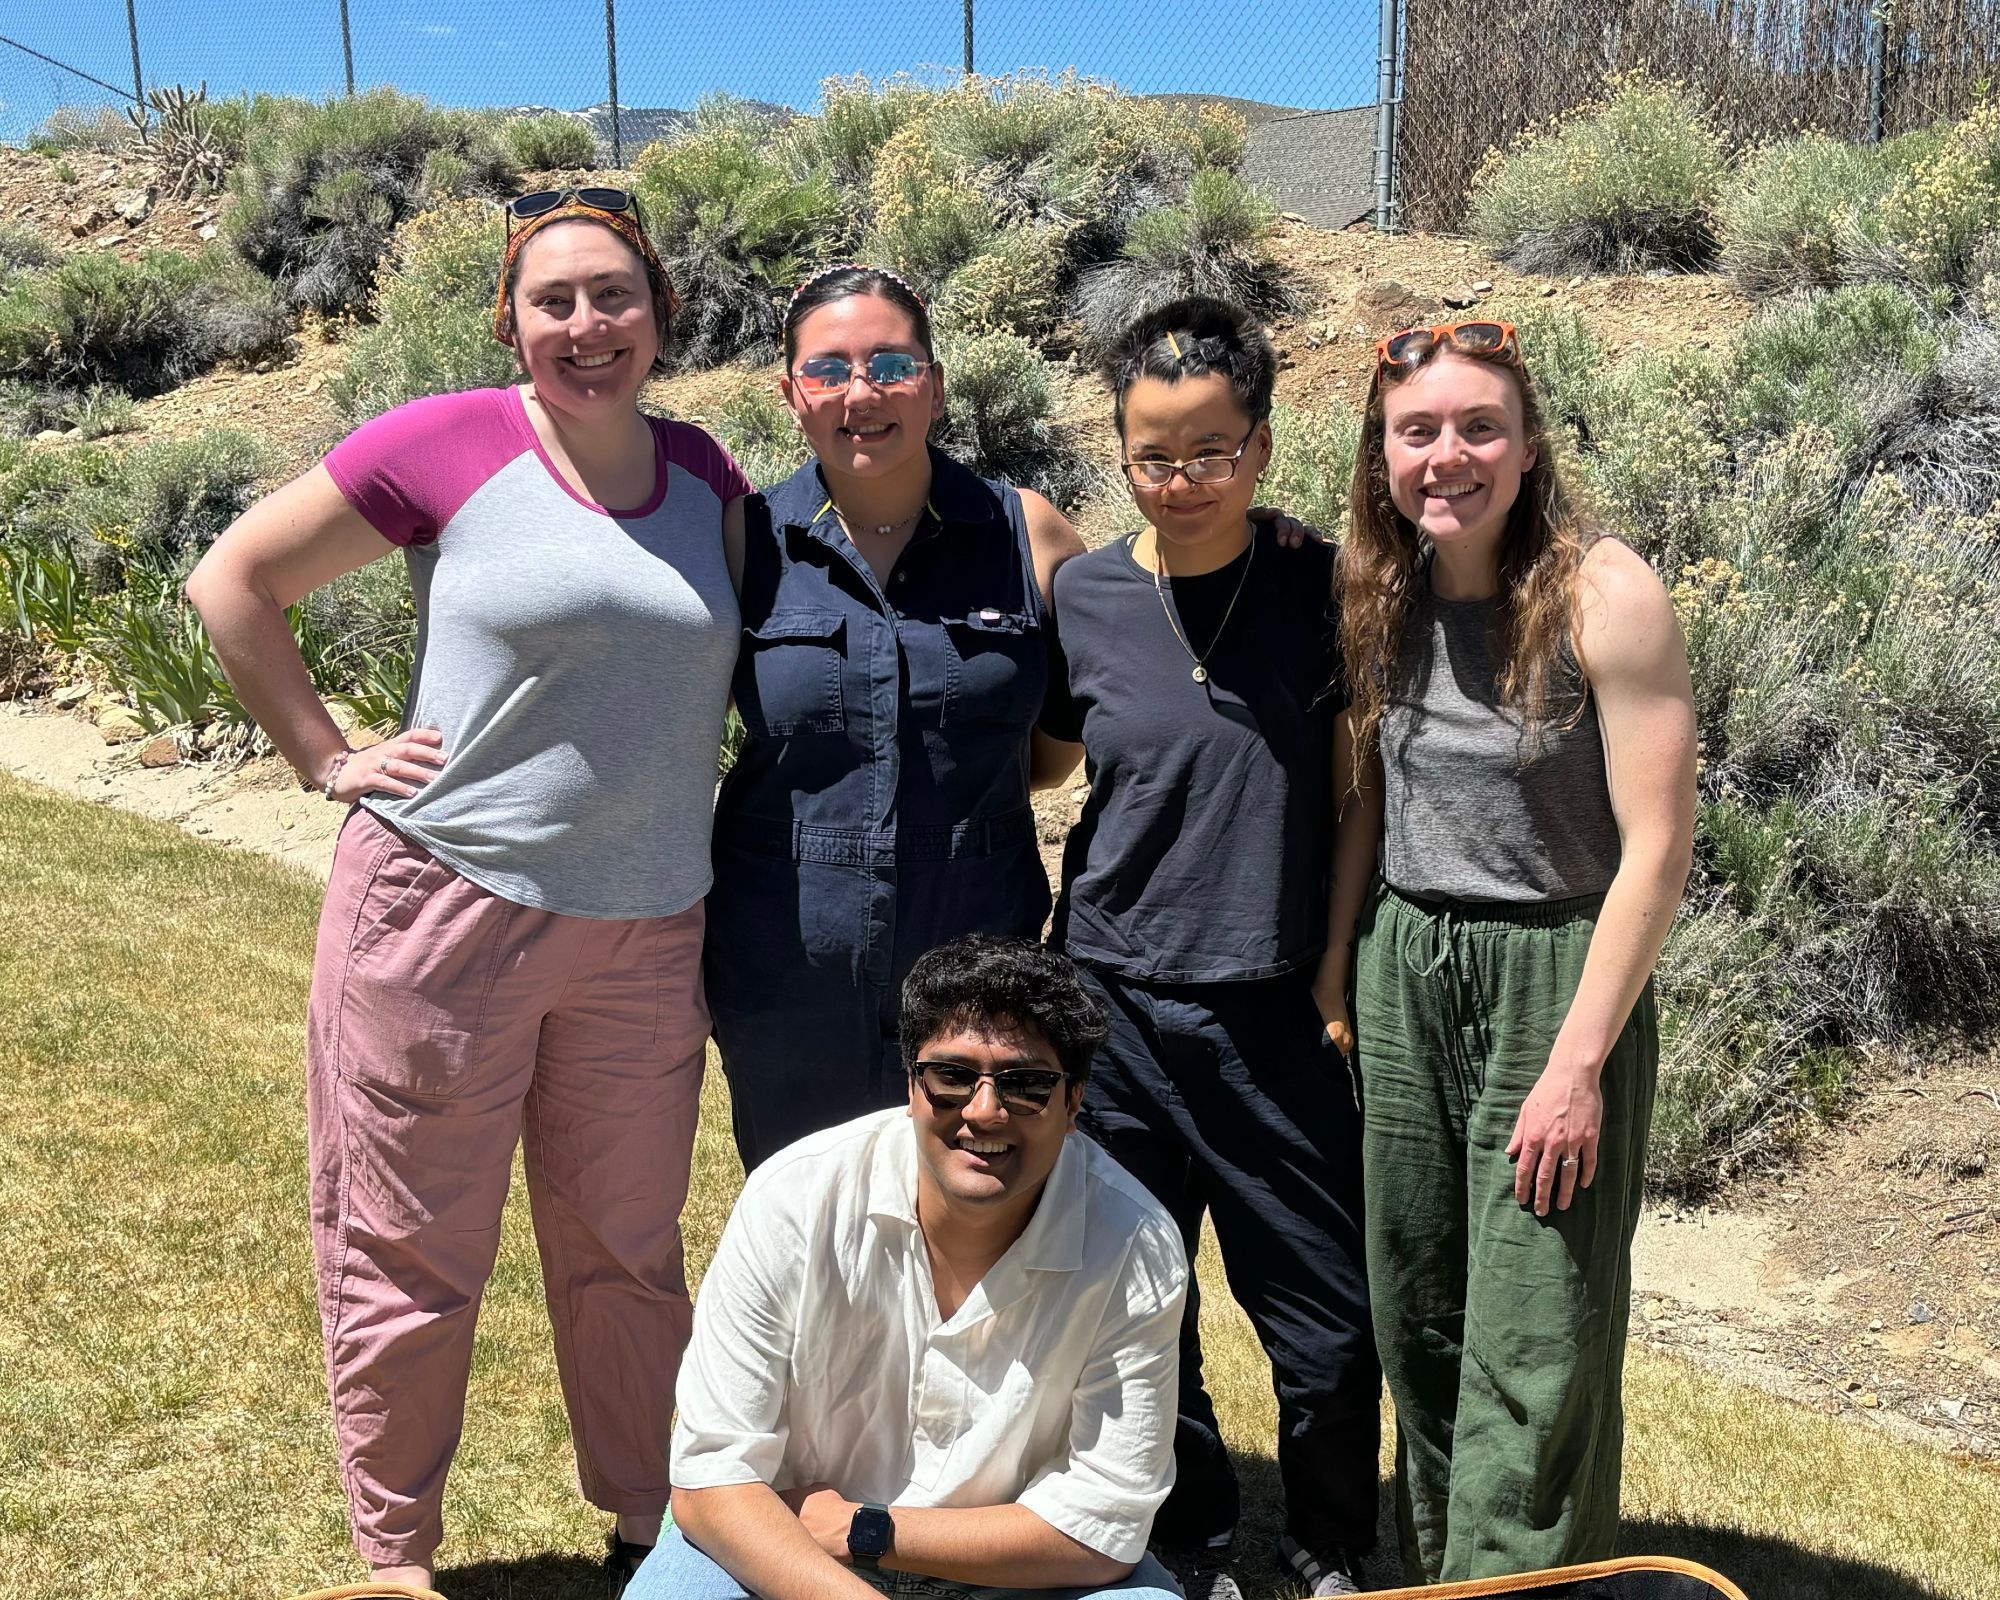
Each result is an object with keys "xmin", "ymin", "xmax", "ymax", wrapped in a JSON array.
[
  {"xmin": 227, "ymin": 88, "xmax": 514, "ymax": 316},
  {"xmin": 1468, "ymin": 73, "xmax": 1726, "ymax": 276},
  {"xmin": 328, "ymin": 200, "xmax": 515, "ymax": 424},
  {"xmin": 707, "ymin": 382, "xmax": 810, "ymax": 489},
  {"xmin": 0, "ymin": 247, "xmax": 288, "ymax": 396},
  {"xmin": 84, "ymin": 588, "xmax": 245, "ymax": 731},
  {"xmin": 1717, "ymin": 133, "xmax": 1889, "ymax": 297},
  {"xmin": 932, "ymin": 330, "xmax": 1097, "ymax": 509},
  {"xmin": 497, "ymin": 112, "xmax": 599, "ymax": 170},
  {"xmin": 1072, "ymin": 168, "xmax": 1292, "ymax": 357},
  {"xmin": 633, "ymin": 109, "xmax": 843, "ymax": 368}
]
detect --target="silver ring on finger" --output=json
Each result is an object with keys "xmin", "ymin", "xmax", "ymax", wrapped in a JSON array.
[{"xmin": 1560, "ymin": 1155, "xmax": 1580, "ymax": 1167}]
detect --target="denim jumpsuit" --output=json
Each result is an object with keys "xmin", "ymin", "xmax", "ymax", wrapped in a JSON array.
[{"xmin": 706, "ymin": 450, "xmax": 1052, "ymax": 1170}]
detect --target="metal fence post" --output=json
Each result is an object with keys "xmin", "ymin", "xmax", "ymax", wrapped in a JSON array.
[
  {"xmin": 1373, "ymin": 0, "xmax": 1399, "ymax": 229},
  {"xmin": 1866, "ymin": 2, "xmax": 1887, "ymax": 143},
  {"xmin": 964, "ymin": 0, "xmax": 974, "ymax": 76},
  {"xmin": 124, "ymin": 0, "xmax": 143, "ymax": 102},
  {"xmin": 338, "ymin": 0, "xmax": 355, "ymax": 95},
  {"xmin": 606, "ymin": 0, "xmax": 622, "ymax": 167}
]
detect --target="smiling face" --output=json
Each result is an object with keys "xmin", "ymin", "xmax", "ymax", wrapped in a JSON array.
[
  {"xmin": 1379, "ymin": 350, "xmax": 1538, "ymax": 556},
  {"xmin": 508, "ymin": 219, "xmax": 659, "ymax": 415},
  {"xmin": 907, "ymin": 1020, "xmax": 1079, "ymax": 1215},
  {"xmin": 1119, "ymin": 371, "xmax": 1271, "ymax": 561},
  {"xmin": 781, "ymin": 291, "xmax": 942, "ymax": 480}
]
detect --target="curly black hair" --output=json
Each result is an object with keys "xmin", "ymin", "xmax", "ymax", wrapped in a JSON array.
[
  {"xmin": 898, "ymin": 935, "xmax": 1108, "ymax": 1084},
  {"xmin": 1105, "ymin": 294, "xmax": 1276, "ymax": 436}
]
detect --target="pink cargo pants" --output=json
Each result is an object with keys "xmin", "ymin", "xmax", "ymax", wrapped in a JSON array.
[{"xmin": 305, "ymin": 806, "xmax": 708, "ymax": 1569}]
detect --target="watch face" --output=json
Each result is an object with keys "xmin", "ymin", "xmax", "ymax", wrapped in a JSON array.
[{"xmin": 849, "ymin": 1504, "xmax": 893, "ymax": 1558}]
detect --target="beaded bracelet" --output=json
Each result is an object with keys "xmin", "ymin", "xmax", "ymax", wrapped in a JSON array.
[{"xmin": 320, "ymin": 748, "xmax": 353, "ymax": 801}]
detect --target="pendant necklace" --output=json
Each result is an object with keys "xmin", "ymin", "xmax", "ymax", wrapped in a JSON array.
[{"xmin": 1150, "ymin": 532, "xmax": 1255, "ymax": 684}]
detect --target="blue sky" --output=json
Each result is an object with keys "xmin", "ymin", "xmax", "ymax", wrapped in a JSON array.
[{"xmin": 2, "ymin": 0, "xmax": 1381, "ymax": 142}]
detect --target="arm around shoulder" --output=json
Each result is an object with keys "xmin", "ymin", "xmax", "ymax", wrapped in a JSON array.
[{"xmin": 1018, "ymin": 488, "xmax": 1085, "ymax": 612}]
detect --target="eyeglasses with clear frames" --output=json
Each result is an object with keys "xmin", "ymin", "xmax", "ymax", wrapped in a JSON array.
[{"xmin": 1121, "ymin": 424, "xmax": 1259, "ymax": 489}]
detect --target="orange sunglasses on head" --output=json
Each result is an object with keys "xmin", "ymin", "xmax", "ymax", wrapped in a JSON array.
[{"xmin": 1375, "ymin": 319, "xmax": 1519, "ymax": 371}]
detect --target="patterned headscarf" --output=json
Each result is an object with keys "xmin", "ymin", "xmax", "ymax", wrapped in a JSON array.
[{"xmin": 492, "ymin": 202, "xmax": 680, "ymax": 345}]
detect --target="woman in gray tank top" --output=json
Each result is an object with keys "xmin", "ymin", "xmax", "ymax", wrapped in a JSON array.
[{"xmin": 1320, "ymin": 321, "xmax": 1697, "ymax": 1583}]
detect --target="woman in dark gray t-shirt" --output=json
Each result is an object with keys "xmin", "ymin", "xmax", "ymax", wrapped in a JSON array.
[{"xmin": 1330, "ymin": 319, "xmax": 1697, "ymax": 1583}]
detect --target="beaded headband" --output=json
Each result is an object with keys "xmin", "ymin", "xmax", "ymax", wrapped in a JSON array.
[
  {"xmin": 784, "ymin": 262, "xmax": 928, "ymax": 320},
  {"xmin": 491, "ymin": 203, "xmax": 680, "ymax": 345}
]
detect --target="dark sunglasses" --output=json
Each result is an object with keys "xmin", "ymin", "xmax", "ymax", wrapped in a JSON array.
[
  {"xmin": 506, "ymin": 186, "xmax": 642, "ymax": 229},
  {"xmin": 1375, "ymin": 320, "xmax": 1519, "ymax": 371},
  {"xmin": 914, "ymin": 1061, "xmax": 1070, "ymax": 1116},
  {"xmin": 791, "ymin": 352, "xmax": 932, "ymax": 395}
]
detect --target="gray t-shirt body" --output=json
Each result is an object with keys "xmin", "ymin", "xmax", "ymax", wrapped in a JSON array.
[
  {"xmin": 325, "ymin": 386, "xmax": 750, "ymax": 918},
  {"xmin": 1381, "ymin": 579, "xmax": 1621, "ymax": 904}
]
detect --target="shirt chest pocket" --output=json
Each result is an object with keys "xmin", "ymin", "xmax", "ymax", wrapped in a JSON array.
[
  {"xmin": 941, "ymin": 608, "xmax": 1044, "ymax": 732},
  {"xmin": 736, "ymin": 610, "xmax": 847, "ymax": 737}
]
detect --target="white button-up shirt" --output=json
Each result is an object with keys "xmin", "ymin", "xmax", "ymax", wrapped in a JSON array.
[{"xmin": 672, "ymin": 1109, "xmax": 1189, "ymax": 1565}]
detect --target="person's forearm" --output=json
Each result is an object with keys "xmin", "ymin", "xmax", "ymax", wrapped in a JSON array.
[
  {"xmin": 883, "ymin": 1503, "xmax": 1128, "ymax": 1588},
  {"xmin": 1550, "ymin": 837, "xmax": 1691, "ymax": 1075},
  {"xmin": 1029, "ymin": 731, "xmax": 1084, "ymax": 791},
  {"xmin": 184, "ymin": 566, "xmax": 348, "ymax": 787},
  {"xmin": 1319, "ymin": 728, "xmax": 1384, "ymax": 994},
  {"xmin": 671, "ymin": 1484, "xmax": 878, "ymax": 1600}
]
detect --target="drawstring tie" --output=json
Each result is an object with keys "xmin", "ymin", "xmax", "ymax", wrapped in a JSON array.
[{"xmin": 1403, "ymin": 900, "xmax": 1459, "ymax": 979}]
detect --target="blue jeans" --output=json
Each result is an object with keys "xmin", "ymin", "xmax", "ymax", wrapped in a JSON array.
[{"xmin": 628, "ymin": 1527, "xmax": 1184, "ymax": 1600}]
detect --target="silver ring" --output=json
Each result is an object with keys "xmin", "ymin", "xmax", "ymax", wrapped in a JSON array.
[{"xmin": 1560, "ymin": 1156, "xmax": 1579, "ymax": 1167}]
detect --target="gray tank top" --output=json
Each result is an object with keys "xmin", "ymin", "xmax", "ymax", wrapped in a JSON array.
[{"xmin": 1379, "ymin": 580, "xmax": 1620, "ymax": 903}]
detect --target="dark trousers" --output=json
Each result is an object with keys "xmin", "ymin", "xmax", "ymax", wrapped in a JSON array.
[{"xmin": 1077, "ymin": 964, "xmax": 1381, "ymax": 1555}]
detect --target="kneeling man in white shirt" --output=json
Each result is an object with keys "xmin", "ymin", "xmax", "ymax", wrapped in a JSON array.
[{"xmin": 628, "ymin": 935, "xmax": 1191, "ymax": 1600}]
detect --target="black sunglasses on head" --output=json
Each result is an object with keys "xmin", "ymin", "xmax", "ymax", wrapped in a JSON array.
[{"xmin": 506, "ymin": 187, "xmax": 642, "ymax": 229}]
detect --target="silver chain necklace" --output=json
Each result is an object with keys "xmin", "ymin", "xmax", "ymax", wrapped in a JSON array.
[{"xmin": 1148, "ymin": 532, "xmax": 1255, "ymax": 684}]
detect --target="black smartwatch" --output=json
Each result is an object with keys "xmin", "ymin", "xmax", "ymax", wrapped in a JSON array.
[{"xmin": 847, "ymin": 1501, "xmax": 893, "ymax": 1571}]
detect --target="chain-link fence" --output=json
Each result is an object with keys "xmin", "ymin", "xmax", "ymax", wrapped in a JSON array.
[{"xmin": 1397, "ymin": 0, "xmax": 2000, "ymax": 230}]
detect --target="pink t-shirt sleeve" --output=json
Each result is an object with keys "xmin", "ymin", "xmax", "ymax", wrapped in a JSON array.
[
  {"xmin": 658, "ymin": 419, "xmax": 756, "ymax": 502},
  {"xmin": 324, "ymin": 389, "xmax": 530, "ymax": 546}
]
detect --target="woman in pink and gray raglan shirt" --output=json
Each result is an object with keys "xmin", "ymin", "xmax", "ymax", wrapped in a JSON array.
[{"xmin": 188, "ymin": 190, "xmax": 749, "ymax": 1592}]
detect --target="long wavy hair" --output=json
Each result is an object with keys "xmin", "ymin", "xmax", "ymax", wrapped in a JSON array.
[{"xmin": 1342, "ymin": 343, "xmax": 1593, "ymax": 768}]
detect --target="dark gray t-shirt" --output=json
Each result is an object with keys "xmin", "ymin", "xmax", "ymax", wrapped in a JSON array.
[{"xmin": 324, "ymin": 386, "xmax": 750, "ymax": 918}]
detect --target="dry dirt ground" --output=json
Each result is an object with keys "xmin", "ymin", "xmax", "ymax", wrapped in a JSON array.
[{"xmin": 5, "ymin": 695, "xmax": 1996, "ymax": 1475}]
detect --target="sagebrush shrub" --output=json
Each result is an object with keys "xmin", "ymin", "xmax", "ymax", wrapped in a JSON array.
[
  {"xmin": 634, "ymin": 117, "xmax": 842, "ymax": 368},
  {"xmin": 932, "ymin": 226, "xmax": 1070, "ymax": 342},
  {"xmin": 0, "ymin": 380, "xmax": 135, "ymax": 440},
  {"xmin": 498, "ymin": 111, "xmax": 599, "ymax": 171},
  {"xmin": 329, "ymin": 200, "xmax": 515, "ymax": 424},
  {"xmin": 0, "ymin": 224, "xmax": 57, "ymax": 279},
  {"xmin": 1072, "ymin": 168, "xmax": 1291, "ymax": 357},
  {"xmin": 0, "ymin": 247, "xmax": 288, "ymax": 396},
  {"xmin": 227, "ymin": 89, "xmax": 515, "ymax": 315},
  {"xmin": 1867, "ymin": 99, "xmax": 2000, "ymax": 298},
  {"xmin": 863, "ymin": 121, "xmax": 998, "ymax": 296},
  {"xmin": 1468, "ymin": 74, "xmax": 1725, "ymax": 276},
  {"xmin": 778, "ymin": 75, "xmax": 930, "ymax": 197},
  {"xmin": 1718, "ymin": 134, "xmax": 1888, "ymax": 297},
  {"xmin": 708, "ymin": 382, "xmax": 811, "ymax": 489},
  {"xmin": 1263, "ymin": 400, "xmax": 1361, "ymax": 538},
  {"xmin": 27, "ymin": 104, "xmax": 132, "ymax": 154},
  {"xmin": 932, "ymin": 331, "xmax": 1097, "ymax": 509}
]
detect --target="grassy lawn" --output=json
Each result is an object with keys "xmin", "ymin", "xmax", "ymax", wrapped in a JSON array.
[{"xmin": 3, "ymin": 770, "xmax": 1996, "ymax": 1600}]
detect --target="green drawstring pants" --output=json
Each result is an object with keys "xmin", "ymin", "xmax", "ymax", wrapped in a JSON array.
[{"xmin": 1354, "ymin": 879, "xmax": 1657, "ymax": 1583}]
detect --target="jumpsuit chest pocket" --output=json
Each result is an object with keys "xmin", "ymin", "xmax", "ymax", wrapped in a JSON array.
[
  {"xmin": 941, "ymin": 607, "xmax": 1043, "ymax": 731},
  {"xmin": 736, "ymin": 609, "xmax": 847, "ymax": 736}
]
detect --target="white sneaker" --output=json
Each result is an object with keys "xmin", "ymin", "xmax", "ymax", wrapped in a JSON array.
[{"xmin": 1152, "ymin": 1536, "xmax": 1244, "ymax": 1600}]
